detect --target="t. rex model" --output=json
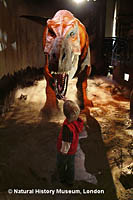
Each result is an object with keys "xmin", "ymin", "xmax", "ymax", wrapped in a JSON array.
[{"xmin": 21, "ymin": 10, "xmax": 93, "ymax": 112}]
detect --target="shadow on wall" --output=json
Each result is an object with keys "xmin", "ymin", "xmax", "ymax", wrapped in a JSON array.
[
  {"xmin": 0, "ymin": 0, "xmax": 45, "ymax": 78},
  {"xmin": 0, "ymin": 0, "xmax": 17, "ymax": 76},
  {"xmin": 0, "ymin": 0, "xmax": 46, "ymax": 114}
]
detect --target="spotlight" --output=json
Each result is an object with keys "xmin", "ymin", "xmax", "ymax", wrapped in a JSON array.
[{"xmin": 73, "ymin": 0, "xmax": 85, "ymax": 4}]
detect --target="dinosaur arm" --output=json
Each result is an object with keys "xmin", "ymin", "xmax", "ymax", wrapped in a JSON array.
[
  {"xmin": 82, "ymin": 66, "xmax": 93, "ymax": 107},
  {"xmin": 44, "ymin": 54, "xmax": 52, "ymax": 80},
  {"xmin": 43, "ymin": 54, "xmax": 57, "ymax": 111}
]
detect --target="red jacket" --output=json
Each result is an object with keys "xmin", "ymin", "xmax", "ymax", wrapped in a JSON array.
[{"xmin": 57, "ymin": 118, "xmax": 84, "ymax": 155}]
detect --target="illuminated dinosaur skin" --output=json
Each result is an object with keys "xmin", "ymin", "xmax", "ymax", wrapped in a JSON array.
[{"xmin": 43, "ymin": 10, "xmax": 93, "ymax": 112}]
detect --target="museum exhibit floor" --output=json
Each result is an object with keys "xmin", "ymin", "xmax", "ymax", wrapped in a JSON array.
[{"xmin": 0, "ymin": 77, "xmax": 132, "ymax": 200}]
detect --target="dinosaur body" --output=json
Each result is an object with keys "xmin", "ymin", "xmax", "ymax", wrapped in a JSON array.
[
  {"xmin": 43, "ymin": 10, "xmax": 93, "ymax": 111},
  {"xmin": 21, "ymin": 10, "xmax": 93, "ymax": 112}
]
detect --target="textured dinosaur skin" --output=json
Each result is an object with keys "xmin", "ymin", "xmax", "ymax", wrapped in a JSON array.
[{"xmin": 42, "ymin": 10, "xmax": 93, "ymax": 112}]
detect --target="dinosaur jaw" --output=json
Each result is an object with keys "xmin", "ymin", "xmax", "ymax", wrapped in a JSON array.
[
  {"xmin": 49, "ymin": 54, "xmax": 79, "ymax": 100},
  {"xmin": 51, "ymin": 72, "xmax": 69, "ymax": 100}
]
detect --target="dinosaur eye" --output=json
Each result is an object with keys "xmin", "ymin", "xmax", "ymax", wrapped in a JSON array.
[
  {"xmin": 48, "ymin": 28, "xmax": 56, "ymax": 37},
  {"xmin": 70, "ymin": 31, "xmax": 75, "ymax": 37}
]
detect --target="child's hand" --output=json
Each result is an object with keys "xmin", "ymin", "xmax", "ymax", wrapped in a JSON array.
[
  {"xmin": 85, "ymin": 125, "xmax": 90, "ymax": 131},
  {"xmin": 61, "ymin": 152, "xmax": 67, "ymax": 155}
]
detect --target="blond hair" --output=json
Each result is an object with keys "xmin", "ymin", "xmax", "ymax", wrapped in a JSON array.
[{"xmin": 63, "ymin": 100, "xmax": 80, "ymax": 121}]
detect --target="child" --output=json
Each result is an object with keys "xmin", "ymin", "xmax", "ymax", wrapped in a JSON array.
[{"xmin": 56, "ymin": 100, "xmax": 84, "ymax": 186}]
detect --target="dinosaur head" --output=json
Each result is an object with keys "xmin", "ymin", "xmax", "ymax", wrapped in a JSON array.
[{"xmin": 43, "ymin": 10, "xmax": 81, "ymax": 99}]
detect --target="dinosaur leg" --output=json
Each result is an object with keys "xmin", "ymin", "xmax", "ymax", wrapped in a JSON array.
[
  {"xmin": 76, "ymin": 65, "xmax": 93, "ymax": 110},
  {"xmin": 42, "ymin": 80, "xmax": 59, "ymax": 116},
  {"xmin": 45, "ymin": 81, "xmax": 58, "ymax": 109},
  {"xmin": 42, "ymin": 55, "xmax": 58, "ymax": 114}
]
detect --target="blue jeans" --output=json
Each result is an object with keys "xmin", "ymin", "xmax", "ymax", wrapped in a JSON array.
[{"xmin": 56, "ymin": 152, "xmax": 75, "ymax": 184}]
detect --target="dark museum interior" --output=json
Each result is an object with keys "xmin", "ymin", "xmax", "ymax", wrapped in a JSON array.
[{"xmin": 0, "ymin": 0, "xmax": 133, "ymax": 200}]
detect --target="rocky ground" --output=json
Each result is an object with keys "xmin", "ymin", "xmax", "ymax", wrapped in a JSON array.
[{"xmin": 0, "ymin": 77, "xmax": 132, "ymax": 200}]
